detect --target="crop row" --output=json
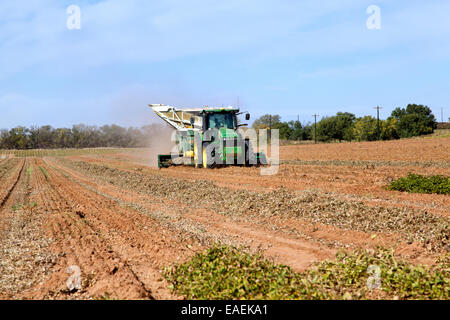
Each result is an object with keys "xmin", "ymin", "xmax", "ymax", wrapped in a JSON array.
[
  {"xmin": 164, "ymin": 244, "xmax": 449, "ymax": 300},
  {"xmin": 58, "ymin": 159, "xmax": 449, "ymax": 252}
]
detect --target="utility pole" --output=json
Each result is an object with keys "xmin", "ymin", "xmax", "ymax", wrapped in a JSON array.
[
  {"xmin": 268, "ymin": 114, "xmax": 272, "ymax": 141},
  {"xmin": 441, "ymin": 107, "xmax": 444, "ymax": 123},
  {"xmin": 313, "ymin": 114, "xmax": 319, "ymax": 144},
  {"xmin": 374, "ymin": 106, "xmax": 382, "ymax": 140}
]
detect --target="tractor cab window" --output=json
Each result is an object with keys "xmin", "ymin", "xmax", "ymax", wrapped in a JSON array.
[{"xmin": 207, "ymin": 113, "xmax": 236, "ymax": 129}]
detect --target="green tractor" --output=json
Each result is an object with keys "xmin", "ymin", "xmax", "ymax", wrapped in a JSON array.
[{"xmin": 150, "ymin": 104, "xmax": 267, "ymax": 168}]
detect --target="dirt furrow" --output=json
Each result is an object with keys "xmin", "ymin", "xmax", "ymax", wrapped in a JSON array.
[
  {"xmin": 71, "ymin": 154, "xmax": 450, "ymax": 216},
  {"xmin": 0, "ymin": 159, "xmax": 24, "ymax": 209},
  {"xmin": 15, "ymin": 159, "xmax": 153, "ymax": 299},
  {"xmin": 33, "ymin": 158, "xmax": 186, "ymax": 299},
  {"xmin": 50, "ymin": 157, "xmax": 339, "ymax": 271},
  {"xmin": 0, "ymin": 159, "xmax": 55, "ymax": 299},
  {"xmin": 0, "ymin": 159, "xmax": 19, "ymax": 182},
  {"xmin": 47, "ymin": 157, "xmax": 444, "ymax": 270},
  {"xmin": 57, "ymin": 158, "xmax": 449, "ymax": 253}
]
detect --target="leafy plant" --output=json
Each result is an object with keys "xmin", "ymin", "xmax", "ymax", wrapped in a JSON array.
[
  {"xmin": 39, "ymin": 166, "xmax": 49, "ymax": 180},
  {"xmin": 11, "ymin": 202, "xmax": 37, "ymax": 211},
  {"xmin": 164, "ymin": 245, "xmax": 449, "ymax": 300},
  {"xmin": 387, "ymin": 174, "xmax": 450, "ymax": 195}
]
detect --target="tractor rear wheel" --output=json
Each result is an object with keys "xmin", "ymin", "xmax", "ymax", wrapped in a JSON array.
[
  {"xmin": 202, "ymin": 142, "xmax": 214, "ymax": 168},
  {"xmin": 245, "ymin": 140, "xmax": 257, "ymax": 166}
]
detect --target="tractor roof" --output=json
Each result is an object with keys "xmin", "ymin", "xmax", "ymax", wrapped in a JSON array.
[
  {"xmin": 150, "ymin": 104, "xmax": 239, "ymax": 114},
  {"xmin": 203, "ymin": 107, "xmax": 240, "ymax": 113},
  {"xmin": 150, "ymin": 104, "xmax": 240, "ymax": 131}
]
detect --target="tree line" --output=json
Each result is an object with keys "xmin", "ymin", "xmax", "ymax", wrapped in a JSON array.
[
  {"xmin": 0, "ymin": 104, "xmax": 439, "ymax": 149},
  {"xmin": 0, "ymin": 124, "xmax": 168, "ymax": 149},
  {"xmin": 252, "ymin": 104, "xmax": 438, "ymax": 142}
]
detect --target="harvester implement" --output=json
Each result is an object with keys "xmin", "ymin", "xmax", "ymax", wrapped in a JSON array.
[{"xmin": 149, "ymin": 104, "xmax": 267, "ymax": 169}]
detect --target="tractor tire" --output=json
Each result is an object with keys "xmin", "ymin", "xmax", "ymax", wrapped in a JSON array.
[
  {"xmin": 202, "ymin": 142, "xmax": 215, "ymax": 169},
  {"xmin": 245, "ymin": 140, "xmax": 257, "ymax": 166},
  {"xmin": 257, "ymin": 152, "xmax": 268, "ymax": 166},
  {"xmin": 194, "ymin": 142, "xmax": 201, "ymax": 168}
]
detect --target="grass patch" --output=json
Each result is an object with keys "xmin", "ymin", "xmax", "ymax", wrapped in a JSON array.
[
  {"xmin": 96, "ymin": 291, "xmax": 117, "ymax": 300},
  {"xmin": 424, "ymin": 129, "xmax": 450, "ymax": 138},
  {"xmin": 11, "ymin": 202, "xmax": 37, "ymax": 211},
  {"xmin": 39, "ymin": 166, "xmax": 49, "ymax": 180},
  {"xmin": 11, "ymin": 204, "xmax": 23, "ymax": 211},
  {"xmin": 164, "ymin": 245, "xmax": 449, "ymax": 300},
  {"xmin": 387, "ymin": 174, "xmax": 450, "ymax": 195},
  {"xmin": 26, "ymin": 166, "xmax": 32, "ymax": 177}
]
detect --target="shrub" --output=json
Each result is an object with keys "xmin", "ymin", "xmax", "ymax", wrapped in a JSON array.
[
  {"xmin": 164, "ymin": 245, "xmax": 449, "ymax": 300},
  {"xmin": 387, "ymin": 174, "xmax": 450, "ymax": 195}
]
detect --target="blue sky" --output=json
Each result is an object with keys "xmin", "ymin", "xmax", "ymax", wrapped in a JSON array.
[{"xmin": 1, "ymin": 0, "xmax": 449, "ymax": 129}]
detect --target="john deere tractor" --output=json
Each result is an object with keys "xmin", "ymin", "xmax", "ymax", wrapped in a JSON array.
[{"xmin": 150, "ymin": 104, "xmax": 267, "ymax": 168}]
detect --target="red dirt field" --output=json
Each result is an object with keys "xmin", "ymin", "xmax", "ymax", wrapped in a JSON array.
[{"xmin": 0, "ymin": 137, "xmax": 448, "ymax": 299}]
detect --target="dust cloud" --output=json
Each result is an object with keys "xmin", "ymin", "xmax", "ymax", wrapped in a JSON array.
[{"xmin": 141, "ymin": 124, "xmax": 176, "ymax": 167}]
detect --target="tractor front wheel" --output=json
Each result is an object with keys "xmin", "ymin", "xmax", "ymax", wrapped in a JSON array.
[{"xmin": 194, "ymin": 142, "xmax": 201, "ymax": 168}]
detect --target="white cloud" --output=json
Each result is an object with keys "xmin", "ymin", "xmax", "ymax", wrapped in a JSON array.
[
  {"xmin": 1, "ymin": 0, "xmax": 450, "ymax": 127},
  {"xmin": 0, "ymin": 0, "xmax": 372, "ymax": 76}
]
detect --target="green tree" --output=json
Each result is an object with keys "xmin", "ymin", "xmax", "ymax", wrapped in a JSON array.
[
  {"xmin": 0, "ymin": 129, "xmax": 9, "ymax": 149},
  {"xmin": 317, "ymin": 112, "xmax": 356, "ymax": 142},
  {"xmin": 252, "ymin": 114, "xmax": 282, "ymax": 130},
  {"xmin": 36, "ymin": 125, "xmax": 54, "ymax": 148},
  {"xmin": 252, "ymin": 114, "xmax": 294, "ymax": 139},
  {"xmin": 53, "ymin": 128, "xmax": 73, "ymax": 148},
  {"xmin": 273, "ymin": 122, "xmax": 293, "ymax": 140},
  {"xmin": 5, "ymin": 127, "xmax": 30, "ymax": 149},
  {"xmin": 353, "ymin": 116, "xmax": 378, "ymax": 141},
  {"xmin": 287, "ymin": 120, "xmax": 304, "ymax": 140},
  {"xmin": 390, "ymin": 104, "xmax": 437, "ymax": 138},
  {"xmin": 380, "ymin": 118, "xmax": 399, "ymax": 140},
  {"xmin": 302, "ymin": 124, "xmax": 313, "ymax": 140}
]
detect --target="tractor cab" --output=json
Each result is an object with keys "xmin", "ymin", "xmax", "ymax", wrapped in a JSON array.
[{"xmin": 202, "ymin": 110, "xmax": 237, "ymax": 131}]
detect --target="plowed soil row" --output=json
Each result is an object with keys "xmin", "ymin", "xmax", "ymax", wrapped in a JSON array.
[
  {"xmin": 24, "ymin": 157, "xmax": 204, "ymax": 299},
  {"xmin": 55, "ymin": 158, "xmax": 449, "ymax": 256},
  {"xmin": 71, "ymin": 154, "xmax": 450, "ymax": 218},
  {"xmin": 280, "ymin": 138, "xmax": 450, "ymax": 163},
  {"xmin": 0, "ymin": 159, "xmax": 19, "ymax": 181},
  {"xmin": 0, "ymin": 159, "xmax": 24, "ymax": 209},
  {"xmin": 1, "ymin": 157, "xmax": 208, "ymax": 299},
  {"xmin": 45, "ymin": 157, "xmax": 337, "ymax": 272},
  {"xmin": 0, "ymin": 159, "xmax": 54, "ymax": 298}
]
